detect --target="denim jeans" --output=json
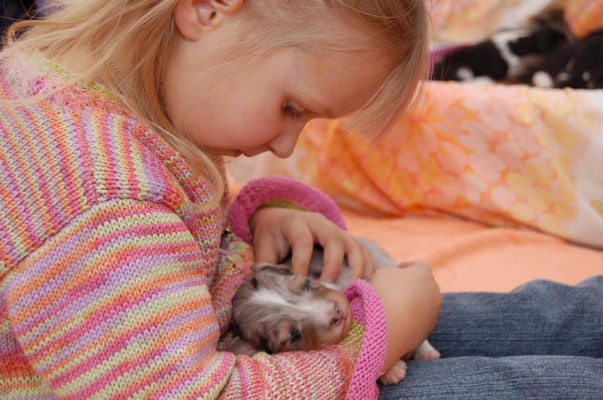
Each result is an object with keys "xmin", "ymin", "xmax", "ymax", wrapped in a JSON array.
[{"xmin": 379, "ymin": 276, "xmax": 603, "ymax": 399}]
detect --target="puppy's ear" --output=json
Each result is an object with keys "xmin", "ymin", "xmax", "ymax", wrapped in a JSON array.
[{"xmin": 251, "ymin": 263, "xmax": 293, "ymax": 275}]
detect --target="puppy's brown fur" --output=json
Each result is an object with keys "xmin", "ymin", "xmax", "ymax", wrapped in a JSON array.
[{"xmin": 231, "ymin": 263, "xmax": 351, "ymax": 354}]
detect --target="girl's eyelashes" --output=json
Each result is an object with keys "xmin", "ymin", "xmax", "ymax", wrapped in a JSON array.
[{"xmin": 282, "ymin": 100, "xmax": 304, "ymax": 120}]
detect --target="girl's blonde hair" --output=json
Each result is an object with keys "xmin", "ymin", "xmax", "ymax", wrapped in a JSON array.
[{"xmin": 4, "ymin": 0, "xmax": 429, "ymax": 207}]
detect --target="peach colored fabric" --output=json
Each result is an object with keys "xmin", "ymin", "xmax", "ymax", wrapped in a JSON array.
[
  {"xmin": 564, "ymin": 0, "xmax": 603, "ymax": 38},
  {"xmin": 230, "ymin": 82, "xmax": 603, "ymax": 249},
  {"xmin": 341, "ymin": 209, "xmax": 602, "ymax": 293},
  {"xmin": 430, "ymin": 0, "xmax": 553, "ymax": 45},
  {"xmin": 430, "ymin": 0, "xmax": 603, "ymax": 45}
]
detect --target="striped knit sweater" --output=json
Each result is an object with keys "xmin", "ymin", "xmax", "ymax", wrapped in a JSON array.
[{"xmin": 0, "ymin": 52, "xmax": 387, "ymax": 399}]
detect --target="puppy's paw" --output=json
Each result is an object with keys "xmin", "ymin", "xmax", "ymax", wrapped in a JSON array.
[
  {"xmin": 379, "ymin": 359, "xmax": 407, "ymax": 385},
  {"xmin": 412, "ymin": 340, "xmax": 440, "ymax": 360},
  {"xmin": 225, "ymin": 337, "xmax": 259, "ymax": 356}
]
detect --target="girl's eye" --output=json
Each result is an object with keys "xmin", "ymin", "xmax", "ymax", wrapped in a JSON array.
[{"xmin": 282, "ymin": 100, "xmax": 303, "ymax": 120}]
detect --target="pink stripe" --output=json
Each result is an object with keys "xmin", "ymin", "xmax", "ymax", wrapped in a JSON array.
[
  {"xmin": 51, "ymin": 303, "xmax": 216, "ymax": 391},
  {"xmin": 10, "ymin": 216, "xmax": 191, "ymax": 317},
  {"xmin": 13, "ymin": 241, "xmax": 199, "ymax": 339},
  {"xmin": 345, "ymin": 280, "xmax": 387, "ymax": 400}
]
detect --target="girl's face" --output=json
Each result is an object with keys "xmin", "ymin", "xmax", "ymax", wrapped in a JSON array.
[{"xmin": 165, "ymin": 1, "xmax": 393, "ymax": 159}]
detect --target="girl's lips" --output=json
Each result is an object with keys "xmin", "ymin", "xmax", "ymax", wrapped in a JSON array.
[{"xmin": 223, "ymin": 150, "xmax": 242, "ymax": 157}]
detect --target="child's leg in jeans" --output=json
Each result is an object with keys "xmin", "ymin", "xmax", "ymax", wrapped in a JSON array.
[
  {"xmin": 379, "ymin": 356, "xmax": 603, "ymax": 399},
  {"xmin": 431, "ymin": 275, "xmax": 603, "ymax": 357},
  {"xmin": 378, "ymin": 276, "xmax": 603, "ymax": 399}
]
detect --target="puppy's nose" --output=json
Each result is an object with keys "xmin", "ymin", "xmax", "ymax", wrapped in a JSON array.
[{"xmin": 329, "ymin": 305, "xmax": 343, "ymax": 326}]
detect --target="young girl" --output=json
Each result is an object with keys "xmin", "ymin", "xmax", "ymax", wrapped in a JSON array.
[{"xmin": 0, "ymin": 1, "xmax": 441, "ymax": 398}]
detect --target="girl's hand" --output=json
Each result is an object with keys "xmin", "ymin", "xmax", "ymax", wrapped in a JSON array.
[
  {"xmin": 250, "ymin": 207, "xmax": 375, "ymax": 281},
  {"xmin": 370, "ymin": 262, "xmax": 442, "ymax": 374}
]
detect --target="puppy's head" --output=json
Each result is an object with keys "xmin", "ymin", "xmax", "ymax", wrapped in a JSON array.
[{"xmin": 231, "ymin": 263, "xmax": 352, "ymax": 354}]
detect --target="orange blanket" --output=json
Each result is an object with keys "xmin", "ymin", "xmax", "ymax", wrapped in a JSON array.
[{"xmin": 342, "ymin": 209, "xmax": 602, "ymax": 293}]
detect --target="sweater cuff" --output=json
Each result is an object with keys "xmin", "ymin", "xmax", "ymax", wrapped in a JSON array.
[
  {"xmin": 227, "ymin": 176, "xmax": 347, "ymax": 244},
  {"xmin": 345, "ymin": 279, "xmax": 388, "ymax": 400}
]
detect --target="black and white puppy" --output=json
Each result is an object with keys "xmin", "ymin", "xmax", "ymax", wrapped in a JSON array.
[
  {"xmin": 432, "ymin": 8, "xmax": 603, "ymax": 90},
  {"xmin": 228, "ymin": 238, "xmax": 440, "ymax": 385},
  {"xmin": 432, "ymin": 15, "xmax": 569, "ymax": 84},
  {"xmin": 517, "ymin": 29, "xmax": 603, "ymax": 89}
]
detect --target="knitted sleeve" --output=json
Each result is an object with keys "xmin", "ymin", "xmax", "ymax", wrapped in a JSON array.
[
  {"xmin": 227, "ymin": 176, "xmax": 347, "ymax": 244},
  {"xmin": 5, "ymin": 199, "xmax": 387, "ymax": 399}
]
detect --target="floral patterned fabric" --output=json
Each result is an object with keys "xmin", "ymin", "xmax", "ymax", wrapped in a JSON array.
[
  {"xmin": 229, "ymin": 81, "xmax": 603, "ymax": 249},
  {"xmin": 429, "ymin": 0, "xmax": 603, "ymax": 46},
  {"xmin": 564, "ymin": 0, "xmax": 603, "ymax": 38},
  {"xmin": 429, "ymin": 0, "xmax": 553, "ymax": 45}
]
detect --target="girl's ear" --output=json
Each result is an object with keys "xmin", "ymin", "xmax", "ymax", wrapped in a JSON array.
[{"xmin": 174, "ymin": 0, "xmax": 245, "ymax": 41}]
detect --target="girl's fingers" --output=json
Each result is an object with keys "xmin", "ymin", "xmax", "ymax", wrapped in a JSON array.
[
  {"xmin": 289, "ymin": 228, "xmax": 314, "ymax": 276},
  {"xmin": 320, "ymin": 238, "xmax": 345, "ymax": 281},
  {"xmin": 360, "ymin": 243, "xmax": 376, "ymax": 278},
  {"xmin": 252, "ymin": 209, "xmax": 376, "ymax": 282},
  {"xmin": 253, "ymin": 232, "xmax": 281, "ymax": 264},
  {"xmin": 344, "ymin": 239, "xmax": 365, "ymax": 281}
]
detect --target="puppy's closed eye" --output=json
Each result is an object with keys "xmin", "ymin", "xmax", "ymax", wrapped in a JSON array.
[{"xmin": 290, "ymin": 327, "xmax": 302, "ymax": 343}]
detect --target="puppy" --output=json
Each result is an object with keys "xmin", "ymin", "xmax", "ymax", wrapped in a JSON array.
[
  {"xmin": 228, "ymin": 238, "xmax": 440, "ymax": 385},
  {"xmin": 432, "ymin": 10, "xmax": 571, "ymax": 85},
  {"xmin": 516, "ymin": 29, "xmax": 603, "ymax": 89}
]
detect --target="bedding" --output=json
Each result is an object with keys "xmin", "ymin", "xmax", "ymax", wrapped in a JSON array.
[
  {"xmin": 430, "ymin": 1, "xmax": 603, "ymax": 89},
  {"xmin": 227, "ymin": 1, "xmax": 603, "ymax": 292},
  {"xmin": 430, "ymin": 0, "xmax": 603, "ymax": 46},
  {"xmin": 230, "ymin": 82, "xmax": 603, "ymax": 248},
  {"xmin": 340, "ymin": 208, "xmax": 602, "ymax": 293},
  {"xmin": 429, "ymin": 0, "xmax": 554, "ymax": 46}
]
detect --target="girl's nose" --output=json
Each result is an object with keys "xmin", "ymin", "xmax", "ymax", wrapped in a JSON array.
[{"xmin": 268, "ymin": 126, "xmax": 304, "ymax": 158}]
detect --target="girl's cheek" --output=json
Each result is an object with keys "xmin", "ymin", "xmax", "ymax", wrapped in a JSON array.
[{"xmin": 247, "ymin": 118, "xmax": 282, "ymax": 146}]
